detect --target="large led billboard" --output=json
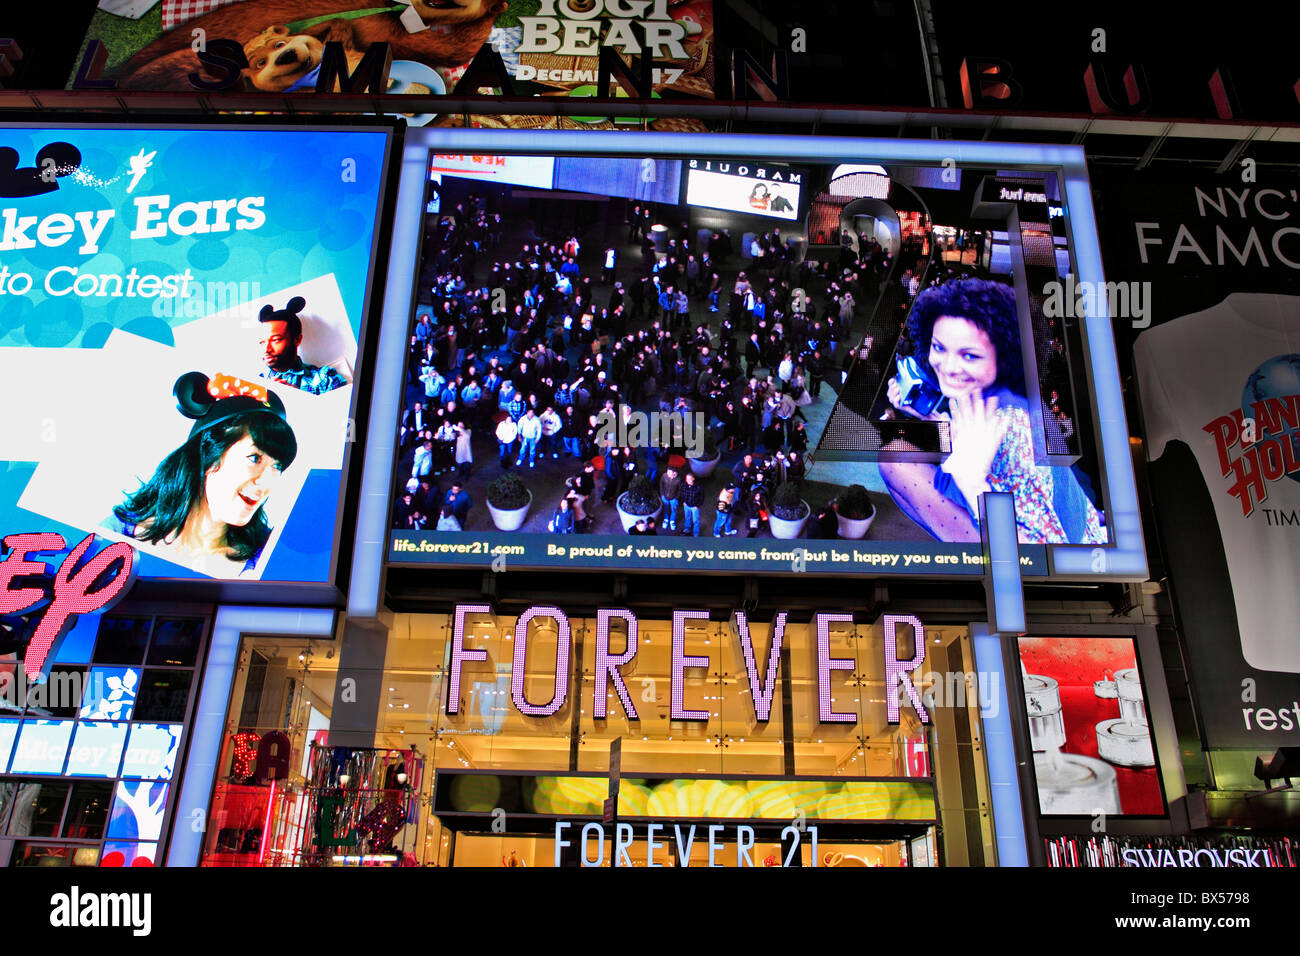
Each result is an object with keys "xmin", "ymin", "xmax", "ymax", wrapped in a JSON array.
[
  {"xmin": 73, "ymin": 1, "xmax": 714, "ymax": 130},
  {"xmin": 372, "ymin": 130, "xmax": 1144, "ymax": 584},
  {"xmin": 0, "ymin": 124, "xmax": 394, "ymax": 583}
]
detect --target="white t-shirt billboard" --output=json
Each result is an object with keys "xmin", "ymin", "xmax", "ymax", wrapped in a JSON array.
[{"xmin": 1134, "ymin": 293, "xmax": 1300, "ymax": 674}]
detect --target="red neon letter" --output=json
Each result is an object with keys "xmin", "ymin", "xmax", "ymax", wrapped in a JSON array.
[
  {"xmin": 0, "ymin": 533, "xmax": 66, "ymax": 614},
  {"xmin": 25, "ymin": 534, "xmax": 135, "ymax": 679},
  {"xmin": 959, "ymin": 57, "xmax": 1020, "ymax": 110}
]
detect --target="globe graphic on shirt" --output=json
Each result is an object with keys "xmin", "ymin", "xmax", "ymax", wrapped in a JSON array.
[{"xmin": 1241, "ymin": 354, "xmax": 1300, "ymax": 484}]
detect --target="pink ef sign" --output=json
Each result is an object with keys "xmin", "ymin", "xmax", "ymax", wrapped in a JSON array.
[
  {"xmin": 0, "ymin": 533, "xmax": 137, "ymax": 679},
  {"xmin": 445, "ymin": 604, "xmax": 930, "ymax": 727}
]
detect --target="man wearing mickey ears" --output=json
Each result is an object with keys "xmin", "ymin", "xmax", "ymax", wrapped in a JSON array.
[{"xmin": 257, "ymin": 296, "xmax": 347, "ymax": 396}]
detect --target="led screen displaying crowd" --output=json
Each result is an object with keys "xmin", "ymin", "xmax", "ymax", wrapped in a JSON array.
[
  {"xmin": 393, "ymin": 170, "xmax": 887, "ymax": 539},
  {"xmin": 391, "ymin": 161, "xmax": 1100, "ymax": 545}
]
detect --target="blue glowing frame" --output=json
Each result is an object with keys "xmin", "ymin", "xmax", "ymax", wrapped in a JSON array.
[
  {"xmin": 349, "ymin": 132, "xmax": 1147, "ymax": 617},
  {"xmin": 982, "ymin": 491, "xmax": 1027, "ymax": 635},
  {"xmin": 971, "ymin": 623, "xmax": 1028, "ymax": 866}
]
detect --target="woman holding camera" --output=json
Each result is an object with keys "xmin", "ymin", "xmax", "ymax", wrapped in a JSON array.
[{"xmin": 878, "ymin": 279, "xmax": 1104, "ymax": 544}]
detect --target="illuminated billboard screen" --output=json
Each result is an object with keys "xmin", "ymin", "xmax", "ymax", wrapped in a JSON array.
[
  {"xmin": 554, "ymin": 157, "xmax": 683, "ymax": 206},
  {"xmin": 384, "ymin": 132, "xmax": 1144, "ymax": 581},
  {"xmin": 0, "ymin": 124, "xmax": 394, "ymax": 583},
  {"xmin": 685, "ymin": 161, "xmax": 803, "ymax": 221},
  {"xmin": 429, "ymin": 154, "xmax": 556, "ymax": 189},
  {"xmin": 1018, "ymin": 637, "xmax": 1163, "ymax": 817},
  {"xmin": 72, "ymin": 1, "xmax": 715, "ymax": 131}
]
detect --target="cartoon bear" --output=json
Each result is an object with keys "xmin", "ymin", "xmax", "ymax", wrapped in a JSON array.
[
  {"xmin": 115, "ymin": 0, "xmax": 507, "ymax": 91},
  {"xmin": 241, "ymin": 23, "xmax": 366, "ymax": 92},
  {"xmin": 243, "ymin": 25, "xmax": 325, "ymax": 92}
]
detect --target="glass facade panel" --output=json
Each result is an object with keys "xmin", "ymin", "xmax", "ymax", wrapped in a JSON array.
[
  {"xmin": 11, "ymin": 720, "xmax": 74, "ymax": 775},
  {"xmin": 120, "ymin": 724, "xmax": 183, "ymax": 781},
  {"xmin": 25, "ymin": 667, "xmax": 86, "ymax": 719},
  {"xmin": 11, "ymin": 843, "xmax": 100, "ymax": 867},
  {"xmin": 147, "ymin": 619, "xmax": 203, "ymax": 668},
  {"xmin": 92, "ymin": 618, "xmax": 152, "ymax": 665},
  {"xmin": 6, "ymin": 780, "xmax": 70, "ymax": 837},
  {"xmin": 79, "ymin": 667, "xmax": 140, "ymax": 722},
  {"xmin": 66, "ymin": 722, "xmax": 128, "ymax": 778},
  {"xmin": 0, "ymin": 613, "xmax": 205, "ymax": 869},
  {"xmin": 101, "ymin": 841, "xmax": 158, "ymax": 867},
  {"xmin": 133, "ymin": 671, "xmax": 191, "ymax": 723},
  {"xmin": 107, "ymin": 781, "xmax": 169, "ymax": 842},
  {"xmin": 0, "ymin": 719, "xmax": 17, "ymax": 772},
  {"xmin": 63, "ymin": 782, "xmax": 113, "ymax": 840}
]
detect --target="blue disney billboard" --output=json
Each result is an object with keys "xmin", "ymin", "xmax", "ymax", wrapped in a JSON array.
[{"xmin": 0, "ymin": 124, "xmax": 394, "ymax": 583}]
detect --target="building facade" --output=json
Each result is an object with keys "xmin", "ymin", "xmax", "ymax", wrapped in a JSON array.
[{"xmin": 0, "ymin": 0, "xmax": 1297, "ymax": 868}]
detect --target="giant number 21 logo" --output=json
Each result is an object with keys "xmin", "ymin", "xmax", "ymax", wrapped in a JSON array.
[{"xmin": 0, "ymin": 533, "xmax": 136, "ymax": 680}]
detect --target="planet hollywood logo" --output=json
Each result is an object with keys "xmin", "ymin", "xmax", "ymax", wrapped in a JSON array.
[{"xmin": 1202, "ymin": 354, "xmax": 1300, "ymax": 517}]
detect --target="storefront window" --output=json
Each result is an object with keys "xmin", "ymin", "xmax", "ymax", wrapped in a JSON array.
[
  {"xmin": 201, "ymin": 636, "xmax": 339, "ymax": 867},
  {"xmin": 365, "ymin": 612, "xmax": 987, "ymax": 865},
  {"xmin": 575, "ymin": 615, "xmax": 737, "ymax": 777},
  {"xmin": 380, "ymin": 612, "xmax": 948, "ymax": 781},
  {"xmin": 433, "ymin": 609, "xmax": 573, "ymax": 772},
  {"xmin": 206, "ymin": 611, "xmax": 992, "ymax": 866}
]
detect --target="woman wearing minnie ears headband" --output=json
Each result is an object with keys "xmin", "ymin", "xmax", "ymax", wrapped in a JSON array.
[{"xmin": 105, "ymin": 372, "xmax": 298, "ymax": 578}]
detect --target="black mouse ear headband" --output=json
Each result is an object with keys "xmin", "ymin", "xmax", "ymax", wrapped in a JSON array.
[
  {"xmin": 258, "ymin": 295, "xmax": 306, "ymax": 323},
  {"xmin": 173, "ymin": 371, "xmax": 288, "ymax": 439}
]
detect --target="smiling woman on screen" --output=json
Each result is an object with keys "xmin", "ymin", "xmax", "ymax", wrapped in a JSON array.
[
  {"xmin": 879, "ymin": 278, "xmax": 1105, "ymax": 545},
  {"xmin": 106, "ymin": 371, "xmax": 297, "ymax": 578}
]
